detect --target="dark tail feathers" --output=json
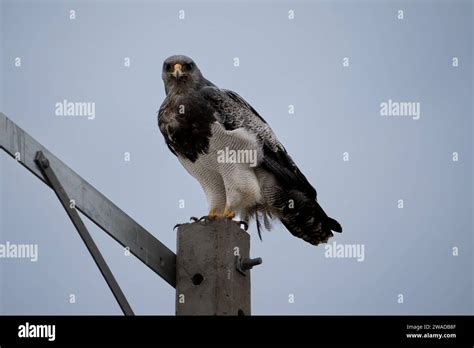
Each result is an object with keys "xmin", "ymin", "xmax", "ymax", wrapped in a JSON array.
[
  {"xmin": 279, "ymin": 190, "xmax": 342, "ymax": 246},
  {"xmin": 326, "ymin": 217, "xmax": 343, "ymax": 233}
]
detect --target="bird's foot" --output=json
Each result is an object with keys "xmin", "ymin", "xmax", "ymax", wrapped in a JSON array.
[
  {"xmin": 236, "ymin": 220, "xmax": 249, "ymax": 231},
  {"xmin": 189, "ymin": 216, "xmax": 200, "ymax": 222},
  {"xmin": 173, "ymin": 222, "xmax": 184, "ymax": 230},
  {"xmin": 223, "ymin": 206, "xmax": 248, "ymax": 230},
  {"xmin": 193, "ymin": 215, "xmax": 215, "ymax": 222},
  {"xmin": 189, "ymin": 209, "xmax": 221, "ymax": 223},
  {"xmin": 185, "ymin": 207, "xmax": 247, "ymax": 230},
  {"xmin": 223, "ymin": 206, "xmax": 236, "ymax": 219},
  {"xmin": 173, "ymin": 214, "xmax": 217, "ymax": 230}
]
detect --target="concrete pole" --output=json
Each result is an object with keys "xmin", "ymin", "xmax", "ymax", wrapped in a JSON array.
[{"xmin": 175, "ymin": 219, "xmax": 261, "ymax": 315}]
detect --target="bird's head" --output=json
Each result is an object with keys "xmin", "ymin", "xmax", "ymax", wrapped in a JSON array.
[{"xmin": 162, "ymin": 55, "xmax": 204, "ymax": 95}]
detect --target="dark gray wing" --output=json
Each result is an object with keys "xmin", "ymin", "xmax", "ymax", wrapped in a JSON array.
[{"xmin": 201, "ymin": 86, "xmax": 317, "ymax": 200}]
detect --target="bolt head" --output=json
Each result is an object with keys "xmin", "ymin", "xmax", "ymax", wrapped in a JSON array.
[{"xmin": 41, "ymin": 158, "xmax": 50, "ymax": 168}]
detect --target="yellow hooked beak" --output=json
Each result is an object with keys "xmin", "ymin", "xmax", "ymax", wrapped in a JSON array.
[{"xmin": 172, "ymin": 63, "xmax": 183, "ymax": 79}]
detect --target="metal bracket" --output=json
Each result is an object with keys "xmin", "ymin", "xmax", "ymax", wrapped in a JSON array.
[
  {"xmin": 0, "ymin": 112, "xmax": 176, "ymax": 288},
  {"xmin": 235, "ymin": 256, "xmax": 262, "ymax": 276},
  {"xmin": 34, "ymin": 151, "xmax": 134, "ymax": 316}
]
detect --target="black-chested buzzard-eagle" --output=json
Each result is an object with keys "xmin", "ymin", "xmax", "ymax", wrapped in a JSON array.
[{"xmin": 158, "ymin": 55, "xmax": 342, "ymax": 245}]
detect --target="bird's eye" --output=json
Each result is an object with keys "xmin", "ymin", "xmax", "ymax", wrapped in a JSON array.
[
  {"xmin": 164, "ymin": 63, "xmax": 172, "ymax": 71},
  {"xmin": 184, "ymin": 63, "xmax": 193, "ymax": 70}
]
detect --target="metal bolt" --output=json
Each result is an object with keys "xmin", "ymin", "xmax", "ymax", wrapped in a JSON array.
[
  {"xmin": 241, "ymin": 257, "xmax": 262, "ymax": 270},
  {"xmin": 40, "ymin": 158, "xmax": 49, "ymax": 168},
  {"xmin": 236, "ymin": 256, "xmax": 262, "ymax": 275},
  {"xmin": 35, "ymin": 151, "xmax": 50, "ymax": 169}
]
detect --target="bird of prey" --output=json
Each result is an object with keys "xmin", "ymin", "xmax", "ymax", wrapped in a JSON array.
[{"xmin": 158, "ymin": 55, "xmax": 342, "ymax": 245}]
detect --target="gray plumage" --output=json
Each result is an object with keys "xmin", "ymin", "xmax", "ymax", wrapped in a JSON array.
[{"xmin": 158, "ymin": 55, "xmax": 342, "ymax": 246}]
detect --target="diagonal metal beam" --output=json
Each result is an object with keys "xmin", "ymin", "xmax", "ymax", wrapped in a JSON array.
[
  {"xmin": 0, "ymin": 112, "xmax": 176, "ymax": 287},
  {"xmin": 35, "ymin": 151, "xmax": 134, "ymax": 316}
]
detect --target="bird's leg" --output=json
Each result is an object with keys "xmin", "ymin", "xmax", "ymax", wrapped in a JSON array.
[
  {"xmin": 207, "ymin": 208, "xmax": 221, "ymax": 220},
  {"xmin": 222, "ymin": 205, "xmax": 248, "ymax": 230},
  {"xmin": 223, "ymin": 205, "xmax": 236, "ymax": 219}
]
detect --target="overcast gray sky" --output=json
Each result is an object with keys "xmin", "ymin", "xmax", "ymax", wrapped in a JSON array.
[{"xmin": 0, "ymin": 0, "xmax": 472, "ymax": 314}]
